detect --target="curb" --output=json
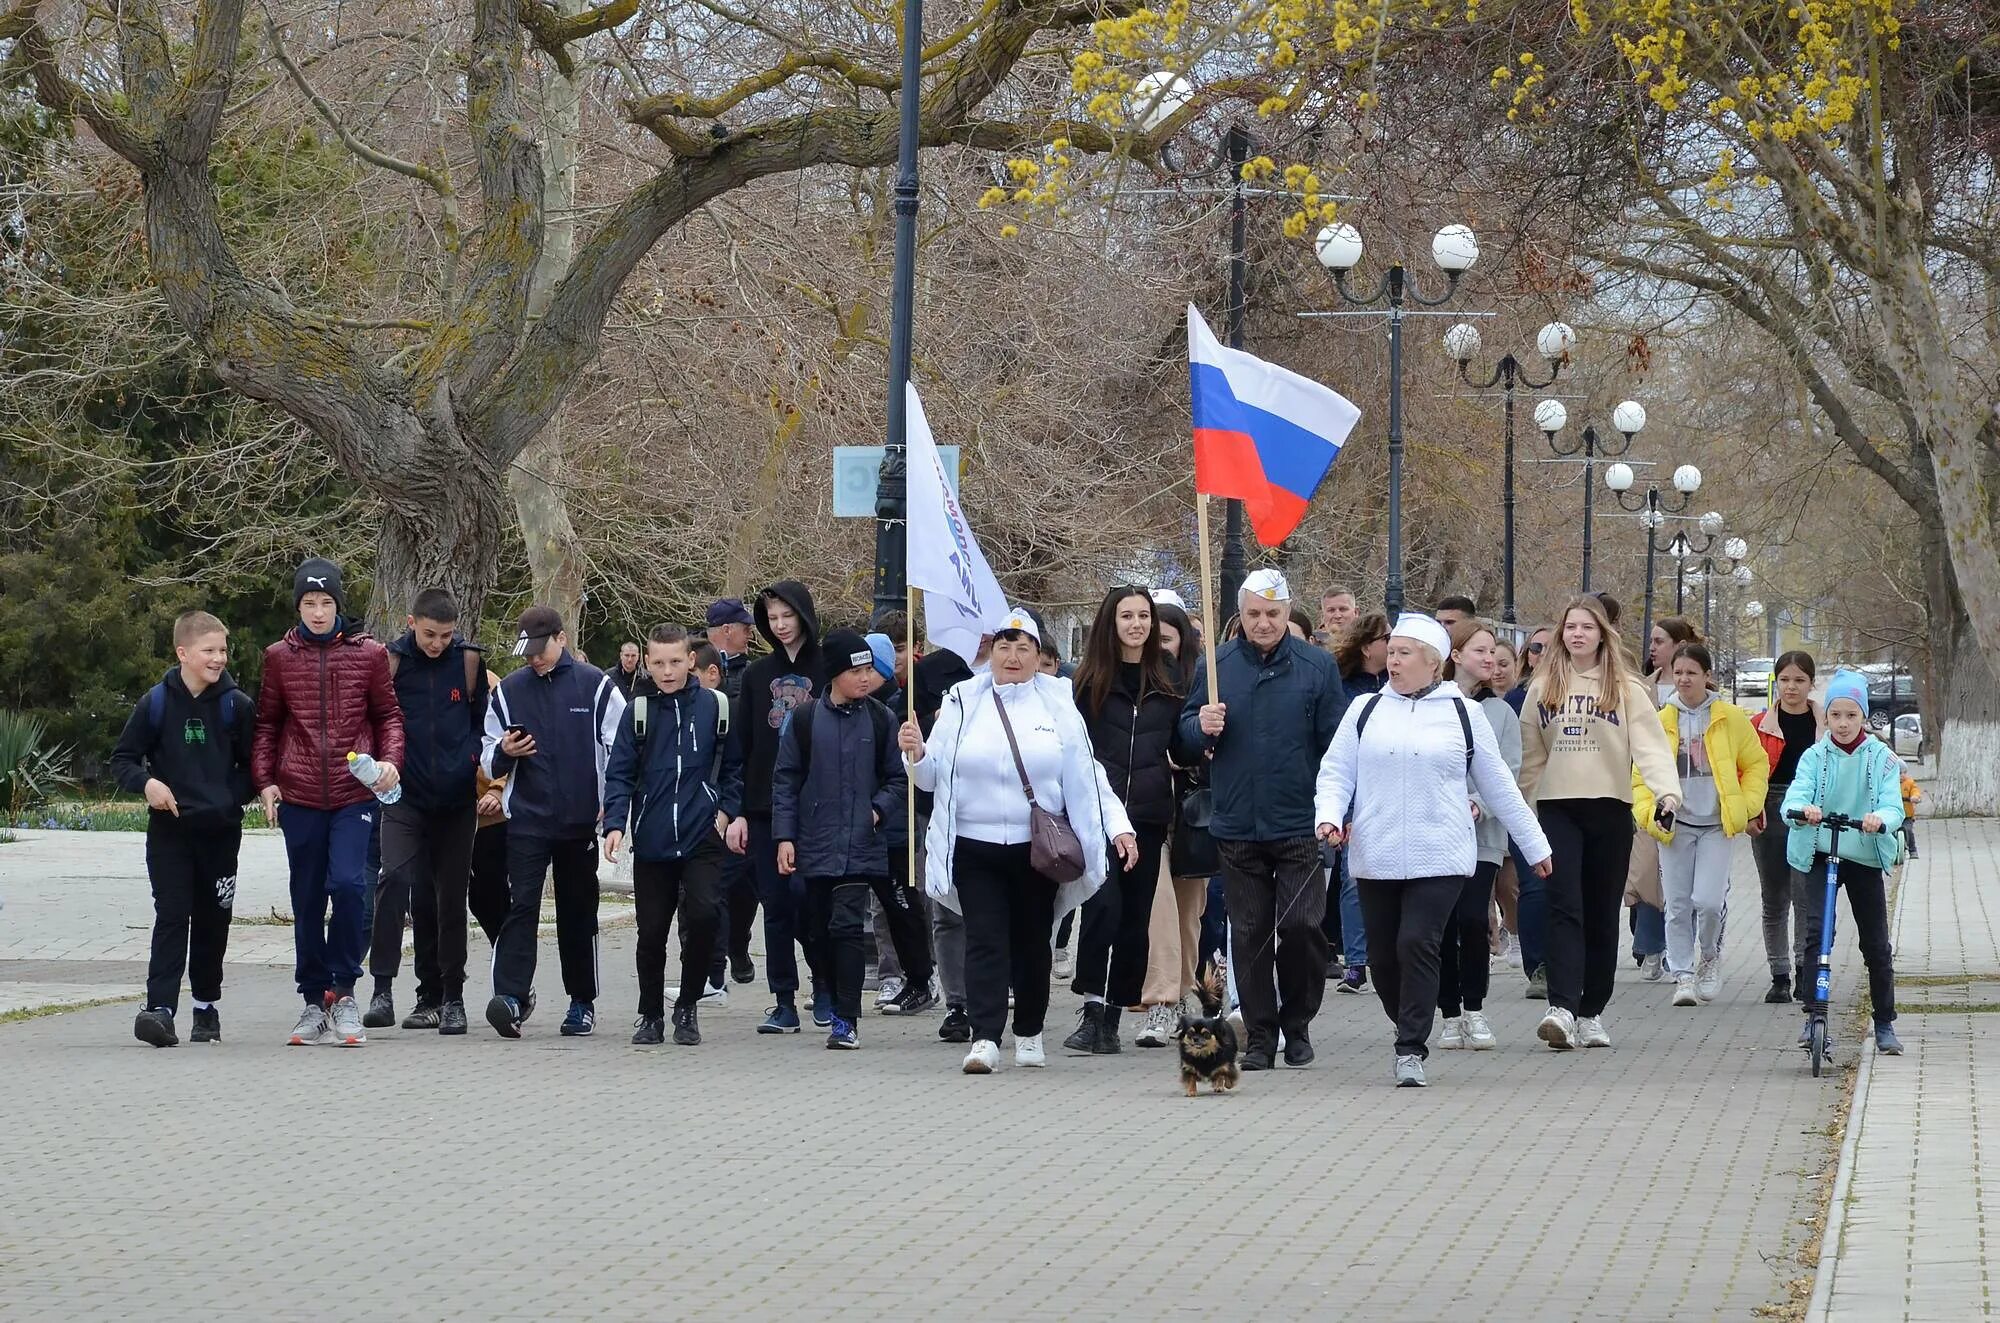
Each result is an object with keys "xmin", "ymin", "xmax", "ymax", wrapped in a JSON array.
[{"xmin": 1804, "ymin": 848, "xmax": 1914, "ymax": 1321}]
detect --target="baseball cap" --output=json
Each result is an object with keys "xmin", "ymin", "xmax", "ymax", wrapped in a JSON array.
[
  {"xmin": 512, "ymin": 604, "xmax": 564, "ymax": 657},
  {"xmin": 705, "ymin": 598, "xmax": 754, "ymax": 628},
  {"xmin": 994, "ymin": 606, "xmax": 1041, "ymax": 646},
  {"xmin": 1242, "ymin": 568, "xmax": 1291, "ymax": 602}
]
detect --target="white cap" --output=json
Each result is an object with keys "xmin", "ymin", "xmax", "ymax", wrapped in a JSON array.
[
  {"xmin": 1390, "ymin": 612, "xmax": 1451, "ymax": 660},
  {"xmin": 995, "ymin": 605, "xmax": 1041, "ymax": 646},
  {"xmin": 1241, "ymin": 568, "xmax": 1291, "ymax": 602},
  {"xmin": 1150, "ymin": 588, "xmax": 1187, "ymax": 609}
]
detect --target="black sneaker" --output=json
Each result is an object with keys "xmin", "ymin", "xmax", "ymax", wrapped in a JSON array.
[
  {"xmin": 1765, "ymin": 977, "xmax": 1792, "ymax": 1004},
  {"xmin": 1241, "ymin": 1041, "xmax": 1276, "ymax": 1072},
  {"xmin": 1092, "ymin": 1007, "xmax": 1124, "ymax": 1055},
  {"xmin": 632, "ymin": 1015, "xmax": 665, "ymax": 1045},
  {"xmin": 134, "ymin": 1007, "xmax": 178, "ymax": 1048},
  {"xmin": 672, "ymin": 1005, "xmax": 702, "ymax": 1046},
  {"xmin": 885, "ymin": 980, "xmax": 939, "ymax": 1017},
  {"xmin": 438, "ymin": 1000, "xmax": 468, "ymax": 1035},
  {"xmin": 731, "ymin": 955, "xmax": 756, "ymax": 985},
  {"xmin": 559, "ymin": 1000, "xmax": 596, "ymax": 1037},
  {"xmin": 362, "ymin": 990, "xmax": 396, "ymax": 1029},
  {"xmin": 1283, "ymin": 1029, "xmax": 1315, "ymax": 1067},
  {"xmin": 486, "ymin": 995, "xmax": 523, "ymax": 1039},
  {"xmin": 402, "ymin": 1002, "xmax": 443, "ymax": 1030},
  {"xmin": 1062, "ymin": 1002, "xmax": 1103, "ymax": 1053},
  {"xmin": 190, "ymin": 1006, "xmax": 220, "ymax": 1043},
  {"xmin": 938, "ymin": 1005, "xmax": 972, "ymax": 1043}
]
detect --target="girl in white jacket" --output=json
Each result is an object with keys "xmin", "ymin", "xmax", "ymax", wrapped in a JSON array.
[{"xmin": 1315, "ymin": 615, "xmax": 1552, "ymax": 1088}]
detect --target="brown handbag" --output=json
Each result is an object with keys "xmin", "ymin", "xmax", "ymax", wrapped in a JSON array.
[{"xmin": 990, "ymin": 690, "xmax": 1088, "ymax": 883}]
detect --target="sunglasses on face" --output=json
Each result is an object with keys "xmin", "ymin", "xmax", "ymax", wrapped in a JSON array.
[{"xmin": 1527, "ymin": 642, "xmax": 1546, "ymax": 655}]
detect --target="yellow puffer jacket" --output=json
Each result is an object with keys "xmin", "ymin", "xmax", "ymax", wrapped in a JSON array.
[{"xmin": 1633, "ymin": 699, "xmax": 1769, "ymax": 842}]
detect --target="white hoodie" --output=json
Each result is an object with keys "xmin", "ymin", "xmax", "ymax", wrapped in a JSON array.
[{"xmin": 1314, "ymin": 682, "xmax": 1552, "ymax": 882}]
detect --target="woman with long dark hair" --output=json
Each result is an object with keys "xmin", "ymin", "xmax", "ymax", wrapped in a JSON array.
[
  {"xmin": 1063, "ymin": 587, "xmax": 1182, "ymax": 1054},
  {"xmin": 1134, "ymin": 598, "xmax": 1216, "ymax": 1046}
]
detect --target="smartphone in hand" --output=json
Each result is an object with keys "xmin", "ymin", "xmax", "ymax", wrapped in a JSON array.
[{"xmin": 1654, "ymin": 805, "xmax": 1676, "ymax": 834}]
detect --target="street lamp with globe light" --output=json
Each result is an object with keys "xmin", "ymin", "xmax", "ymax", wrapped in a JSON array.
[
  {"xmin": 1541, "ymin": 400, "xmax": 1647, "ymax": 592},
  {"xmin": 1311, "ymin": 221, "xmax": 1477, "ymax": 617},
  {"xmin": 1447, "ymin": 318, "xmax": 1576, "ymax": 628},
  {"xmin": 1684, "ymin": 535, "xmax": 1753, "ymax": 639},
  {"xmin": 1611, "ymin": 460, "xmax": 1726, "ymax": 653}
]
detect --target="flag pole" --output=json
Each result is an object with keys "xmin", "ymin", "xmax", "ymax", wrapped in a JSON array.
[
  {"xmin": 906, "ymin": 585, "xmax": 918, "ymax": 888},
  {"xmin": 1196, "ymin": 493, "xmax": 1220, "ymax": 701}
]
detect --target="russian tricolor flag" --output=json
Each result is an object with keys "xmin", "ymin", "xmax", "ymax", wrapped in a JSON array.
[{"xmin": 1188, "ymin": 304, "xmax": 1361, "ymax": 546}]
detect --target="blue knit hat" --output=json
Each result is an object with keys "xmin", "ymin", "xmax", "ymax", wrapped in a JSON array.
[
  {"xmin": 1824, "ymin": 667, "xmax": 1869, "ymax": 718},
  {"xmin": 864, "ymin": 632, "xmax": 896, "ymax": 683}
]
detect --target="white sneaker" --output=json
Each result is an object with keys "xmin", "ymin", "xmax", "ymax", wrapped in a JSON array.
[
  {"xmin": 1576, "ymin": 1015, "xmax": 1611, "ymax": 1048},
  {"xmin": 1465, "ymin": 1010, "xmax": 1496, "ymax": 1049},
  {"xmin": 1051, "ymin": 949, "xmax": 1075, "ymax": 981},
  {"xmin": 701, "ymin": 980, "xmax": 729, "ymax": 1007},
  {"xmin": 287, "ymin": 1003, "xmax": 330, "ymax": 1046},
  {"xmin": 1672, "ymin": 974, "xmax": 1699, "ymax": 1007},
  {"xmin": 1695, "ymin": 956, "xmax": 1721, "ymax": 1003},
  {"xmin": 1439, "ymin": 1016, "xmax": 1466, "ymax": 1050},
  {"xmin": 1640, "ymin": 953, "xmax": 1666, "ymax": 982},
  {"xmin": 1015, "ymin": 1034, "xmax": 1046, "ymax": 1067},
  {"xmin": 874, "ymin": 975, "xmax": 904, "ymax": 1009},
  {"xmin": 1538, "ymin": 1007, "xmax": 1578, "ymax": 1050},
  {"xmin": 1395, "ymin": 1054, "xmax": 1428, "ymax": 1087},
  {"xmin": 962, "ymin": 1039, "xmax": 1000, "ymax": 1074},
  {"xmin": 1502, "ymin": 931, "xmax": 1523, "ymax": 969},
  {"xmin": 328, "ymin": 995, "xmax": 367, "ymax": 1046},
  {"xmin": 1135, "ymin": 1003, "xmax": 1176, "ymax": 1048}
]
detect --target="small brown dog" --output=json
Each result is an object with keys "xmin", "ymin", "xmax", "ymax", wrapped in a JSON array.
[{"xmin": 1176, "ymin": 965, "xmax": 1240, "ymax": 1096}]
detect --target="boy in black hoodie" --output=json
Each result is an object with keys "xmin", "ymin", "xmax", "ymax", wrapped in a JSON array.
[
  {"xmin": 111, "ymin": 611, "xmax": 256, "ymax": 1047},
  {"xmin": 728, "ymin": 581, "xmax": 829, "ymax": 1034},
  {"xmin": 771, "ymin": 629, "xmax": 907, "ymax": 1049}
]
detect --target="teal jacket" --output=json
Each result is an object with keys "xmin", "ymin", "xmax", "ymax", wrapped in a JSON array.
[{"xmin": 1779, "ymin": 735, "xmax": 1905, "ymax": 872}]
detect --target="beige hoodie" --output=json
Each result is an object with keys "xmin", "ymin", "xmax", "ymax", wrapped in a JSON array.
[{"xmin": 1518, "ymin": 665, "xmax": 1681, "ymax": 807}]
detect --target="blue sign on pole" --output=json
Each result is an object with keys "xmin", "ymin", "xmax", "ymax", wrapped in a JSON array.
[{"xmin": 833, "ymin": 445, "xmax": 960, "ymax": 518}]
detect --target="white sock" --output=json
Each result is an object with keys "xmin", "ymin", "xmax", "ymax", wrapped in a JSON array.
[
  {"xmin": 192, "ymin": 1001, "xmax": 214, "ymax": 1010},
  {"xmin": 1084, "ymin": 994, "xmax": 1104, "ymax": 1006}
]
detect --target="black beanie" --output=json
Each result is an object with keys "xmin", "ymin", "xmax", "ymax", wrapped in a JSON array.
[
  {"xmin": 823, "ymin": 628, "xmax": 874, "ymax": 675},
  {"xmin": 293, "ymin": 558, "xmax": 346, "ymax": 614}
]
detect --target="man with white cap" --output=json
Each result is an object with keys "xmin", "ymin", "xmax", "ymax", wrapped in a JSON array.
[{"xmin": 1175, "ymin": 568, "xmax": 1348, "ymax": 1069}]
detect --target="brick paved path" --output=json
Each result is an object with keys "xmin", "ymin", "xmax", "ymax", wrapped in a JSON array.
[{"xmin": 0, "ymin": 834, "xmax": 1847, "ymax": 1321}]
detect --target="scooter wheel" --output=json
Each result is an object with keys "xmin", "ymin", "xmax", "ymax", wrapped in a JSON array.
[{"xmin": 1809, "ymin": 1020, "xmax": 1827, "ymax": 1078}]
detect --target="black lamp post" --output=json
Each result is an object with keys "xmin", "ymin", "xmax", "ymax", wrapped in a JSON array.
[
  {"xmin": 873, "ymin": 0, "xmax": 925, "ymax": 620},
  {"xmin": 1218, "ymin": 123, "xmax": 1250, "ymax": 609},
  {"xmin": 1312, "ymin": 221, "xmax": 1478, "ymax": 620},
  {"xmin": 1607, "ymin": 460, "xmax": 1722, "ymax": 653},
  {"xmin": 1686, "ymin": 538, "xmax": 1752, "ymax": 637},
  {"xmin": 1446, "ymin": 320, "xmax": 1575, "ymax": 628},
  {"xmin": 1537, "ymin": 399, "xmax": 1647, "ymax": 593}
]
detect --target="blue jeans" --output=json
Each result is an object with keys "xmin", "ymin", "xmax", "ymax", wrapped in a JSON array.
[
  {"xmin": 279, "ymin": 801, "xmax": 375, "ymax": 1002},
  {"xmin": 1512, "ymin": 837, "xmax": 1547, "ymax": 975},
  {"xmin": 749, "ymin": 815, "xmax": 817, "ymax": 1001},
  {"xmin": 1338, "ymin": 851, "xmax": 1367, "ymax": 968},
  {"xmin": 1199, "ymin": 875, "xmax": 1229, "ymax": 976},
  {"xmin": 1633, "ymin": 901, "xmax": 1666, "ymax": 958}
]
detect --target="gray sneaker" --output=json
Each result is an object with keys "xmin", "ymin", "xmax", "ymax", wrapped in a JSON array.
[
  {"xmin": 1524, "ymin": 965, "xmax": 1547, "ymax": 1000},
  {"xmin": 327, "ymin": 995, "xmax": 368, "ymax": 1046},
  {"xmin": 287, "ymin": 1003, "xmax": 329, "ymax": 1046},
  {"xmin": 1394, "ymin": 1054, "xmax": 1427, "ymax": 1087}
]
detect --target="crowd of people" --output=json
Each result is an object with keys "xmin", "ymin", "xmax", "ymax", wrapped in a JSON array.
[{"xmin": 110, "ymin": 554, "xmax": 1914, "ymax": 1082}]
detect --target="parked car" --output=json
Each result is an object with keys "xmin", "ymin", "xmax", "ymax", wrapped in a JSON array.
[
  {"xmin": 1861, "ymin": 665, "xmax": 1919, "ymax": 728},
  {"xmin": 1737, "ymin": 657, "xmax": 1774, "ymax": 700},
  {"xmin": 1893, "ymin": 713, "xmax": 1924, "ymax": 758}
]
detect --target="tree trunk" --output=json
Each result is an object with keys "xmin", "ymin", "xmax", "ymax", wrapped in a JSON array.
[
  {"xmin": 1918, "ymin": 518, "xmax": 2000, "ymax": 816},
  {"xmin": 509, "ymin": 12, "xmax": 588, "ymax": 642},
  {"xmin": 372, "ymin": 428, "xmax": 510, "ymax": 639}
]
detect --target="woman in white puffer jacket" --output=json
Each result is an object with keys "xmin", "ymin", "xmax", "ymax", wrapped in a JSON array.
[{"xmin": 1314, "ymin": 614, "xmax": 1552, "ymax": 1088}]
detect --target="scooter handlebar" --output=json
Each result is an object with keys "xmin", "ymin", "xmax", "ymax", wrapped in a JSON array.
[{"xmin": 1785, "ymin": 809, "xmax": 1864, "ymax": 830}]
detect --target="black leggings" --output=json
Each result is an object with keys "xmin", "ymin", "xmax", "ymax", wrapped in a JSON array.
[
  {"xmin": 1072, "ymin": 824, "xmax": 1165, "ymax": 1006},
  {"xmin": 955, "ymin": 837, "xmax": 1058, "ymax": 1044},
  {"xmin": 1538, "ymin": 798, "xmax": 1637, "ymax": 1018},
  {"xmin": 1795, "ymin": 854, "xmax": 1897, "ymax": 1025},
  {"xmin": 632, "ymin": 836, "xmax": 727, "ymax": 1017},
  {"xmin": 1437, "ymin": 859, "xmax": 1500, "ymax": 1017}
]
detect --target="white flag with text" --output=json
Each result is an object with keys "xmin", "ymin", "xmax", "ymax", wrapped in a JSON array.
[{"xmin": 906, "ymin": 383, "xmax": 1007, "ymax": 665}]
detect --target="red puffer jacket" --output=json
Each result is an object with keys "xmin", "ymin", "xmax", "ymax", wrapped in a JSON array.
[{"xmin": 251, "ymin": 627, "xmax": 406, "ymax": 810}]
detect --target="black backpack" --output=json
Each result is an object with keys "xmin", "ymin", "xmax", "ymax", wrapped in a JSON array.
[
  {"xmin": 786, "ymin": 696, "xmax": 895, "ymax": 769},
  {"xmin": 1352, "ymin": 690, "xmax": 1476, "ymax": 768}
]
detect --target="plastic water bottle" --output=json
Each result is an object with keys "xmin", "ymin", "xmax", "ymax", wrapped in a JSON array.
[{"xmin": 347, "ymin": 751, "xmax": 402, "ymax": 804}]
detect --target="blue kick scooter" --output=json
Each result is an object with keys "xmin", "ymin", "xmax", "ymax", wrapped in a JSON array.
[{"xmin": 1788, "ymin": 810, "xmax": 1861, "ymax": 1078}]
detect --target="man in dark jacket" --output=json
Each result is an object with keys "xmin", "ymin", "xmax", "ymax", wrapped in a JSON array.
[
  {"xmin": 603, "ymin": 625, "xmax": 743, "ymax": 1047},
  {"xmin": 611, "ymin": 641, "xmax": 643, "ymax": 699},
  {"xmin": 363, "ymin": 588, "xmax": 488, "ymax": 1036},
  {"xmin": 1176, "ymin": 569, "xmax": 1347, "ymax": 1070},
  {"xmin": 112, "ymin": 610, "xmax": 257, "ymax": 1047},
  {"xmin": 705, "ymin": 598, "xmax": 755, "ymax": 707},
  {"xmin": 481, "ymin": 604, "xmax": 627, "ymax": 1039},
  {"xmin": 703, "ymin": 597, "xmax": 758, "ymax": 988},
  {"xmin": 253, "ymin": 558, "xmax": 404, "ymax": 1048},
  {"xmin": 771, "ymin": 629, "xmax": 907, "ymax": 1049},
  {"xmin": 727, "ymin": 580, "xmax": 829, "ymax": 1033}
]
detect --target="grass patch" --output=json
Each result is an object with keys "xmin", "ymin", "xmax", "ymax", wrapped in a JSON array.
[
  {"xmin": 231, "ymin": 908, "xmax": 295, "ymax": 927},
  {"xmin": 0, "ymin": 994, "xmax": 139, "ymax": 1024},
  {"xmin": 13, "ymin": 800, "xmax": 265, "ymax": 833},
  {"xmin": 1891, "ymin": 1002, "xmax": 2000, "ymax": 1014}
]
